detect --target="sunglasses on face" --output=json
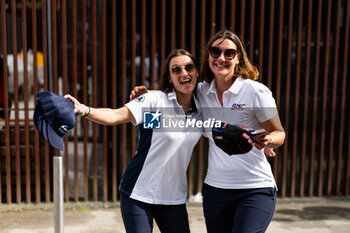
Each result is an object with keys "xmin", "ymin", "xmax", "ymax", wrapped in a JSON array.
[
  {"xmin": 209, "ymin": 46, "xmax": 237, "ymax": 60},
  {"xmin": 171, "ymin": 63, "xmax": 195, "ymax": 75}
]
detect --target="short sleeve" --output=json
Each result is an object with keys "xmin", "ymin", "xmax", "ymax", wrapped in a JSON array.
[
  {"xmin": 125, "ymin": 92, "xmax": 157, "ymax": 125},
  {"xmin": 253, "ymin": 84, "xmax": 278, "ymax": 123}
]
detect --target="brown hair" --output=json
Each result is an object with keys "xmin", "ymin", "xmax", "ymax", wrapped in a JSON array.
[
  {"xmin": 199, "ymin": 29, "xmax": 259, "ymax": 83},
  {"xmin": 158, "ymin": 49, "xmax": 198, "ymax": 93}
]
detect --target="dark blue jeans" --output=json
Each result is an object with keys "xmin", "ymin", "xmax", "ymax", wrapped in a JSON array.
[
  {"xmin": 203, "ymin": 183, "xmax": 277, "ymax": 233},
  {"xmin": 120, "ymin": 193, "xmax": 190, "ymax": 233}
]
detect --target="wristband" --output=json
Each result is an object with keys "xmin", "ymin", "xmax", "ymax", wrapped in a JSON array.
[
  {"xmin": 266, "ymin": 135, "xmax": 274, "ymax": 148},
  {"xmin": 85, "ymin": 106, "xmax": 91, "ymax": 117},
  {"xmin": 78, "ymin": 104, "xmax": 88, "ymax": 118}
]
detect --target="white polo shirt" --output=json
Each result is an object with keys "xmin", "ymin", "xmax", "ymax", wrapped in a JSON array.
[
  {"xmin": 120, "ymin": 91, "xmax": 202, "ymax": 205},
  {"xmin": 197, "ymin": 77, "xmax": 278, "ymax": 189}
]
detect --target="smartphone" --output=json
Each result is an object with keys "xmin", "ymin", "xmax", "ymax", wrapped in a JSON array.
[{"xmin": 250, "ymin": 129, "xmax": 269, "ymax": 142}]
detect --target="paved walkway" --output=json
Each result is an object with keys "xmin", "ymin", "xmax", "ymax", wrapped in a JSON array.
[{"xmin": 1, "ymin": 198, "xmax": 350, "ymax": 233}]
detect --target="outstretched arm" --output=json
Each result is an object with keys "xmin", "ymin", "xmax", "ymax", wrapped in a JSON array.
[{"xmin": 65, "ymin": 94, "xmax": 135, "ymax": 125}]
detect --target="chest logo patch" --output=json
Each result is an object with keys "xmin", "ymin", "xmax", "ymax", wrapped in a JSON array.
[{"xmin": 231, "ymin": 103, "xmax": 246, "ymax": 110}]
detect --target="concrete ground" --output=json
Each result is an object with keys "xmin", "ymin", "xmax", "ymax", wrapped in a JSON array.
[{"xmin": 1, "ymin": 198, "xmax": 350, "ymax": 233}]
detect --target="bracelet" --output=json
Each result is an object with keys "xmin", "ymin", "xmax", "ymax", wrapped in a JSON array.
[
  {"xmin": 78, "ymin": 104, "xmax": 87, "ymax": 118},
  {"xmin": 85, "ymin": 106, "xmax": 91, "ymax": 117},
  {"xmin": 266, "ymin": 135, "xmax": 274, "ymax": 148},
  {"xmin": 78, "ymin": 104, "xmax": 88, "ymax": 118}
]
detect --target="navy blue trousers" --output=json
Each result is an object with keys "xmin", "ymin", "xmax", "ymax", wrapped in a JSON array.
[
  {"xmin": 120, "ymin": 193, "xmax": 190, "ymax": 233},
  {"xmin": 203, "ymin": 183, "xmax": 277, "ymax": 233}
]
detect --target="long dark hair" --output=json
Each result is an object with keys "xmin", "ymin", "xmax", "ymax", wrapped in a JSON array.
[
  {"xmin": 158, "ymin": 49, "xmax": 198, "ymax": 93},
  {"xmin": 200, "ymin": 29, "xmax": 259, "ymax": 83}
]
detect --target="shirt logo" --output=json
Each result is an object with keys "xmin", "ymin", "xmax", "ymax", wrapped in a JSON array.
[
  {"xmin": 135, "ymin": 95, "xmax": 145, "ymax": 102},
  {"xmin": 143, "ymin": 110, "xmax": 161, "ymax": 129},
  {"xmin": 231, "ymin": 103, "xmax": 246, "ymax": 110}
]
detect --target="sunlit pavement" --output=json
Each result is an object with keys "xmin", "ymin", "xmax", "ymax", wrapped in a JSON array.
[{"xmin": 1, "ymin": 198, "xmax": 350, "ymax": 233}]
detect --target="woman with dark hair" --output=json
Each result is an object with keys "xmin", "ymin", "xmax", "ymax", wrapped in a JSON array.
[
  {"xmin": 198, "ymin": 29, "xmax": 285, "ymax": 233},
  {"xmin": 65, "ymin": 49, "xmax": 202, "ymax": 233}
]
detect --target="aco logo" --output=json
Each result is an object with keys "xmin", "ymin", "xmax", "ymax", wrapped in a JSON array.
[{"xmin": 135, "ymin": 95, "xmax": 145, "ymax": 102}]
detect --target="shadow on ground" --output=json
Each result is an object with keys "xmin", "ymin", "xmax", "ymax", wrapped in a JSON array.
[{"xmin": 274, "ymin": 206, "xmax": 350, "ymax": 222}]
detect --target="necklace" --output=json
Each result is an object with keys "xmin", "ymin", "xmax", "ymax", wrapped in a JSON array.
[
  {"xmin": 177, "ymin": 94, "xmax": 192, "ymax": 110},
  {"xmin": 178, "ymin": 100, "xmax": 191, "ymax": 108},
  {"xmin": 178, "ymin": 101, "xmax": 191, "ymax": 106}
]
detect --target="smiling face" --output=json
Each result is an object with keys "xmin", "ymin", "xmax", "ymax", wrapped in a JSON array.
[
  {"xmin": 209, "ymin": 38, "xmax": 240, "ymax": 83},
  {"xmin": 169, "ymin": 55, "xmax": 198, "ymax": 97}
]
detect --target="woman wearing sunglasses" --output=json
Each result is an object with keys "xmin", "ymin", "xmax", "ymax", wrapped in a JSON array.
[
  {"xmin": 198, "ymin": 29, "xmax": 285, "ymax": 233},
  {"xmin": 65, "ymin": 49, "xmax": 202, "ymax": 233}
]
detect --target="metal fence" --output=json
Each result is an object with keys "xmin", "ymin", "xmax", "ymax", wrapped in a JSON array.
[{"xmin": 0, "ymin": 0, "xmax": 349, "ymax": 204}]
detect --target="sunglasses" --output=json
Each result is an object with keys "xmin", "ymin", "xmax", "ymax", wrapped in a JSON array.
[
  {"xmin": 209, "ymin": 46, "xmax": 237, "ymax": 60},
  {"xmin": 171, "ymin": 63, "xmax": 195, "ymax": 75}
]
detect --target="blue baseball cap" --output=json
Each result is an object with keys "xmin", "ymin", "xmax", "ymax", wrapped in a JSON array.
[{"xmin": 33, "ymin": 91, "xmax": 76, "ymax": 151}]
